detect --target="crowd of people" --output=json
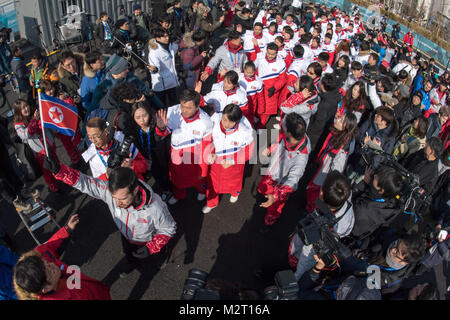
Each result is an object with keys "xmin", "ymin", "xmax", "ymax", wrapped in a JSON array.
[{"xmin": 0, "ymin": 0, "xmax": 449, "ymax": 300}]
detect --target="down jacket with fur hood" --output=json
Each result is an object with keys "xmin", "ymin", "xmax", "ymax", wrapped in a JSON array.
[
  {"xmin": 179, "ymin": 32, "xmax": 206, "ymax": 88},
  {"xmin": 148, "ymin": 38, "xmax": 180, "ymax": 92},
  {"xmin": 57, "ymin": 52, "xmax": 85, "ymax": 98}
]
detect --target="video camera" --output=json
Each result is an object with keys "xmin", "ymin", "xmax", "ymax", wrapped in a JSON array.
[
  {"xmin": 180, "ymin": 269, "xmax": 220, "ymax": 300},
  {"xmin": 296, "ymin": 200, "xmax": 352, "ymax": 267},
  {"xmin": 107, "ymin": 136, "xmax": 134, "ymax": 169},
  {"xmin": 360, "ymin": 145, "xmax": 432, "ymax": 218},
  {"xmin": 363, "ymin": 68, "xmax": 383, "ymax": 82},
  {"xmin": 263, "ymin": 270, "xmax": 299, "ymax": 300}
]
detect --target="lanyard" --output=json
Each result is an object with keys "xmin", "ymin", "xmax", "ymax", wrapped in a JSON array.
[
  {"xmin": 96, "ymin": 149, "xmax": 108, "ymax": 168},
  {"xmin": 371, "ymin": 198, "xmax": 386, "ymax": 203},
  {"xmin": 377, "ymin": 265, "xmax": 401, "ymax": 272},
  {"xmin": 139, "ymin": 128, "xmax": 151, "ymax": 159},
  {"xmin": 228, "ymin": 50, "xmax": 241, "ymax": 69},
  {"xmin": 96, "ymin": 143, "xmax": 116, "ymax": 168},
  {"xmin": 120, "ymin": 30, "xmax": 130, "ymax": 43}
]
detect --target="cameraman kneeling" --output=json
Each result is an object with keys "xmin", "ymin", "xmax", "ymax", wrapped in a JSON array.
[
  {"xmin": 83, "ymin": 117, "xmax": 148, "ymax": 181},
  {"xmin": 351, "ymin": 165, "xmax": 403, "ymax": 240},
  {"xmin": 341, "ymin": 231, "xmax": 426, "ymax": 296},
  {"xmin": 43, "ymin": 157, "xmax": 176, "ymax": 276},
  {"xmin": 288, "ymin": 171, "xmax": 355, "ymax": 281}
]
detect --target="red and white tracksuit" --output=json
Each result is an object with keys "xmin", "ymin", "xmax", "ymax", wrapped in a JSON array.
[
  {"xmin": 321, "ymin": 41, "xmax": 336, "ymax": 65},
  {"xmin": 243, "ymin": 31, "xmax": 268, "ymax": 62},
  {"xmin": 300, "ymin": 43, "xmax": 314, "ymax": 65},
  {"xmin": 238, "ymin": 73, "xmax": 265, "ymax": 126},
  {"xmin": 206, "ymin": 114, "xmax": 254, "ymax": 208},
  {"xmin": 156, "ymin": 106, "xmax": 213, "ymax": 200},
  {"xmin": 279, "ymin": 57, "xmax": 310, "ymax": 102},
  {"xmin": 203, "ymin": 82, "xmax": 249, "ymax": 114},
  {"xmin": 14, "ymin": 118, "xmax": 59, "ymax": 192},
  {"xmin": 255, "ymin": 56, "xmax": 287, "ymax": 127},
  {"xmin": 331, "ymin": 30, "xmax": 349, "ymax": 46}
]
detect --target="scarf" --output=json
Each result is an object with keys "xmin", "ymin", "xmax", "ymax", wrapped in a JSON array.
[{"xmin": 227, "ymin": 41, "xmax": 242, "ymax": 54}]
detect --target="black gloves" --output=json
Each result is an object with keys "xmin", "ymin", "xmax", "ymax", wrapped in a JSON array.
[
  {"xmin": 267, "ymin": 86, "xmax": 276, "ymax": 97},
  {"xmin": 132, "ymin": 246, "xmax": 150, "ymax": 259},
  {"xmin": 43, "ymin": 154, "xmax": 61, "ymax": 174}
]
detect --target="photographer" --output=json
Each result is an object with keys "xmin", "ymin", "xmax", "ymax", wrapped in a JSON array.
[
  {"xmin": 179, "ymin": 30, "xmax": 208, "ymax": 89},
  {"xmin": 83, "ymin": 117, "xmax": 147, "ymax": 181},
  {"xmin": 358, "ymin": 106, "xmax": 398, "ymax": 155},
  {"xmin": 350, "ymin": 165, "xmax": 403, "ymax": 239},
  {"xmin": 342, "ymin": 231, "xmax": 426, "ymax": 296},
  {"xmin": 394, "ymin": 91, "xmax": 423, "ymax": 129},
  {"xmin": 98, "ymin": 82, "xmax": 142, "ymax": 139},
  {"xmin": 401, "ymin": 137, "xmax": 443, "ymax": 193},
  {"xmin": 112, "ymin": 19, "xmax": 134, "ymax": 56},
  {"xmin": 43, "ymin": 159, "xmax": 177, "ymax": 277},
  {"xmin": 393, "ymin": 115, "xmax": 428, "ymax": 160},
  {"xmin": 289, "ymin": 171, "xmax": 355, "ymax": 281},
  {"xmin": 56, "ymin": 50, "xmax": 85, "ymax": 104},
  {"xmin": 13, "ymin": 215, "xmax": 111, "ymax": 300}
]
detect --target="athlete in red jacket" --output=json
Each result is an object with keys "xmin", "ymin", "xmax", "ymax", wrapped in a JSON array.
[{"xmin": 13, "ymin": 215, "xmax": 111, "ymax": 300}]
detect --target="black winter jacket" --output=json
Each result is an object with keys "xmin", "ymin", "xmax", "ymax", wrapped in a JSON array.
[
  {"xmin": 401, "ymin": 149, "xmax": 439, "ymax": 193},
  {"xmin": 307, "ymin": 88, "xmax": 342, "ymax": 152},
  {"xmin": 351, "ymin": 181, "xmax": 403, "ymax": 239}
]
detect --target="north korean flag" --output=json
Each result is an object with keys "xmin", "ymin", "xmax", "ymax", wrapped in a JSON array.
[{"xmin": 40, "ymin": 93, "xmax": 78, "ymax": 137}]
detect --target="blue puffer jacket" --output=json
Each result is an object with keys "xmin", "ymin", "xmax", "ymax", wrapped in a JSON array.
[
  {"xmin": 0, "ymin": 245, "xmax": 18, "ymax": 300},
  {"xmin": 358, "ymin": 116, "xmax": 396, "ymax": 154}
]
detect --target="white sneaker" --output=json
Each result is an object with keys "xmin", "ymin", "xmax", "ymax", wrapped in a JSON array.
[
  {"xmin": 197, "ymin": 193, "xmax": 206, "ymax": 201},
  {"xmin": 167, "ymin": 195, "xmax": 179, "ymax": 205},
  {"xmin": 202, "ymin": 205, "xmax": 216, "ymax": 214},
  {"xmin": 275, "ymin": 116, "xmax": 281, "ymax": 121},
  {"xmin": 273, "ymin": 123, "xmax": 281, "ymax": 130},
  {"xmin": 230, "ymin": 195, "xmax": 239, "ymax": 203}
]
